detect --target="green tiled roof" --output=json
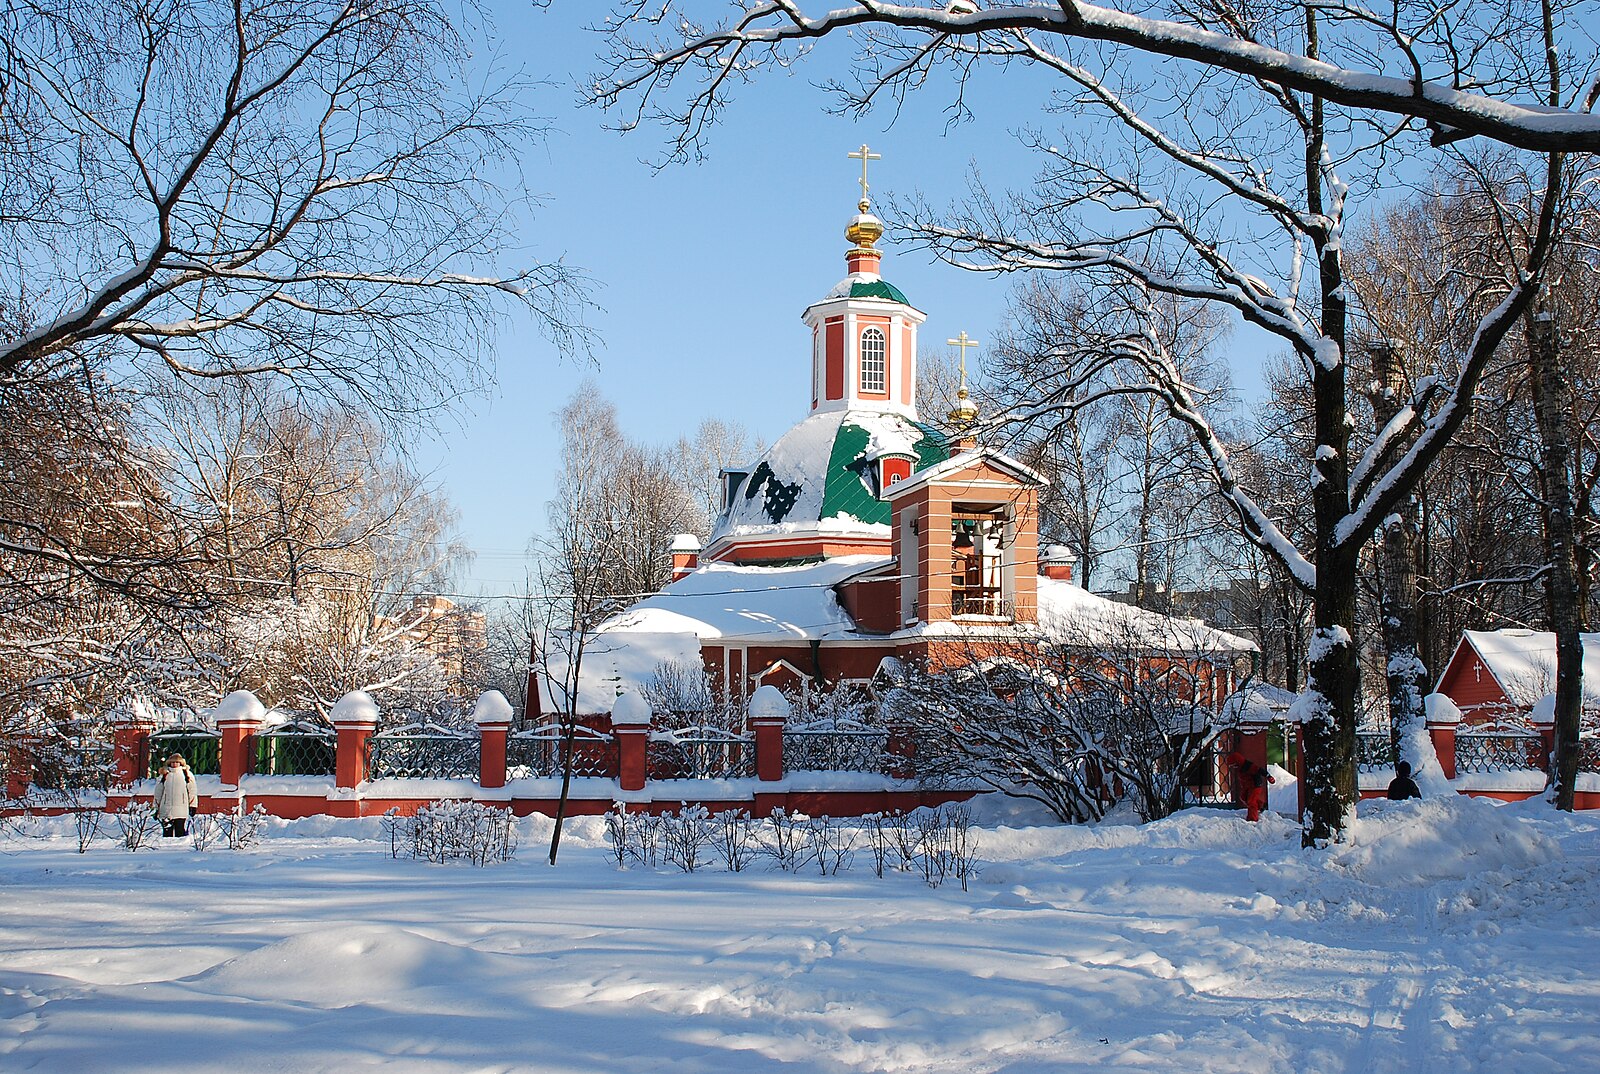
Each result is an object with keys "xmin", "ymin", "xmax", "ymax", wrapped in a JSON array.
[
  {"xmin": 848, "ymin": 279, "xmax": 911, "ymax": 305},
  {"xmin": 818, "ymin": 418, "xmax": 947, "ymax": 525}
]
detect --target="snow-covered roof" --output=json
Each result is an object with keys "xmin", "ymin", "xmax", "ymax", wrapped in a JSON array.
[
  {"xmin": 884, "ymin": 446, "xmax": 1047, "ymax": 498},
  {"xmin": 596, "ymin": 555, "xmax": 891, "ymax": 643},
  {"xmin": 1453, "ymin": 629, "xmax": 1600, "ymax": 706},
  {"xmin": 539, "ymin": 631, "xmax": 703, "ymax": 715},
  {"xmin": 1219, "ymin": 681, "xmax": 1297, "ymax": 724},
  {"xmin": 812, "ymin": 270, "xmax": 918, "ymax": 309},
  {"xmin": 1035, "ymin": 577, "xmax": 1257, "ymax": 655},
  {"xmin": 542, "ymin": 557, "xmax": 892, "ymax": 713},
  {"xmin": 709, "ymin": 411, "xmax": 945, "ymax": 547}
]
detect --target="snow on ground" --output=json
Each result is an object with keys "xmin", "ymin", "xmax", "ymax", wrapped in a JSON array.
[{"xmin": 2, "ymin": 797, "xmax": 1597, "ymax": 1074}]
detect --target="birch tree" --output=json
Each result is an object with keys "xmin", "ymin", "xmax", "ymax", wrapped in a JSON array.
[{"xmin": 592, "ymin": 0, "xmax": 1575, "ymax": 843}]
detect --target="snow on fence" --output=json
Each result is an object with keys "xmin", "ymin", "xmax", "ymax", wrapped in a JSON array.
[
  {"xmin": 647, "ymin": 725, "xmax": 754, "ymax": 780},
  {"xmin": 10, "ymin": 686, "xmax": 1600, "ymax": 819},
  {"xmin": 506, "ymin": 723, "xmax": 615, "ymax": 779}
]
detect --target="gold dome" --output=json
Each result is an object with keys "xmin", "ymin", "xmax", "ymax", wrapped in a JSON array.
[
  {"xmin": 846, "ymin": 200, "xmax": 883, "ymax": 250},
  {"xmin": 948, "ymin": 384, "xmax": 980, "ymax": 427}
]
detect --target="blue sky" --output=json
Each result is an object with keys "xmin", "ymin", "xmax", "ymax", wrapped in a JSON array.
[{"xmin": 421, "ymin": 3, "xmax": 1278, "ymax": 597}]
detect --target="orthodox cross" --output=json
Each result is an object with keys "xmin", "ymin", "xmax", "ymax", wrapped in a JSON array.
[
  {"xmin": 849, "ymin": 144, "xmax": 881, "ymax": 202},
  {"xmin": 947, "ymin": 331, "xmax": 980, "ymax": 383}
]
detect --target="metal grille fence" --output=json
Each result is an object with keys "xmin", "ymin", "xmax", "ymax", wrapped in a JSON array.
[
  {"xmin": 783, "ymin": 719, "xmax": 890, "ymax": 773},
  {"xmin": 1354, "ymin": 731, "xmax": 1397, "ymax": 772},
  {"xmin": 148, "ymin": 728, "xmax": 220, "ymax": 775},
  {"xmin": 255, "ymin": 722, "xmax": 337, "ymax": 776},
  {"xmin": 647, "ymin": 726, "xmax": 753, "ymax": 780},
  {"xmin": 1455, "ymin": 731, "xmax": 1544, "ymax": 774},
  {"xmin": 30, "ymin": 738, "xmax": 115, "ymax": 792},
  {"xmin": 367, "ymin": 724, "xmax": 479, "ymax": 780},
  {"xmin": 506, "ymin": 724, "xmax": 615, "ymax": 778}
]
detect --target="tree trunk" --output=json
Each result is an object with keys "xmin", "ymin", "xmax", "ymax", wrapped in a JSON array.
[
  {"xmin": 1304, "ymin": 547, "xmax": 1360, "ymax": 844},
  {"xmin": 1529, "ymin": 312, "xmax": 1583, "ymax": 811},
  {"xmin": 1370, "ymin": 343, "xmax": 1429, "ymax": 765}
]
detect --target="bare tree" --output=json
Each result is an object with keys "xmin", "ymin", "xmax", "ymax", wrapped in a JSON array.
[{"xmin": 1, "ymin": 0, "xmax": 588, "ymax": 603}]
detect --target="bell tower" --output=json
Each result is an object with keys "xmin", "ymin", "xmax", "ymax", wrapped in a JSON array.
[{"xmin": 802, "ymin": 145, "xmax": 925, "ymax": 419}]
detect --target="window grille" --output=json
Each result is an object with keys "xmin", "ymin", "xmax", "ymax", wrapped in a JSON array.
[
  {"xmin": 255, "ymin": 721, "xmax": 337, "ymax": 776},
  {"xmin": 1354, "ymin": 731, "xmax": 1397, "ymax": 772},
  {"xmin": 860, "ymin": 327, "xmax": 886, "ymax": 393},
  {"xmin": 783, "ymin": 718, "xmax": 890, "ymax": 773}
]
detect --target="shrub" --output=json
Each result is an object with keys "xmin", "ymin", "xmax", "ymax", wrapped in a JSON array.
[
  {"xmin": 387, "ymin": 800, "xmax": 516, "ymax": 865},
  {"xmin": 661, "ymin": 804, "xmax": 717, "ymax": 873},
  {"xmin": 114, "ymin": 801, "xmax": 160, "ymax": 851}
]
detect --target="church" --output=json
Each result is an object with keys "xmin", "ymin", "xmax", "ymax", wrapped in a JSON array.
[{"xmin": 542, "ymin": 153, "xmax": 1254, "ymax": 718}]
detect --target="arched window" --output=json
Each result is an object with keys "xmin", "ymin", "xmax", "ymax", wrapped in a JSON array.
[{"xmin": 860, "ymin": 327, "xmax": 886, "ymax": 393}]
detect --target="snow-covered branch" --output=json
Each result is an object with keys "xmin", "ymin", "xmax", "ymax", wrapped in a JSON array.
[{"xmin": 595, "ymin": 2, "xmax": 1600, "ymax": 156}]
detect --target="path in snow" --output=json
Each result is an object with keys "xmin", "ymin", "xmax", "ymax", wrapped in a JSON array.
[{"xmin": 0, "ymin": 797, "xmax": 1596, "ymax": 1073}]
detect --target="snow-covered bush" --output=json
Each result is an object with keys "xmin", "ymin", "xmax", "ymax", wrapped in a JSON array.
[
  {"xmin": 890, "ymin": 629, "xmax": 1238, "ymax": 824},
  {"xmin": 73, "ymin": 805, "xmax": 102, "ymax": 853},
  {"xmin": 917, "ymin": 804, "xmax": 979, "ymax": 891},
  {"xmin": 223, "ymin": 801, "xmax": 268, "ymax": 850},
  {"xmin": 862, "ymin": 812, "xmax": 898, "ymax": 877},
  {"xmin": 641, "ymin": 661, "xmax": 744, "ymax": 732},
  {"xmin": 661, "ymin": 804, "xmax": 717, "ymax": 873},
  {"xmin": 713, "ymin": 809, "xmax": 758, "ymax": 872},
  {"xmin": 114, "ymin": 802, "xmax": 160, "ymax": 851},
  {"xmin": 387, "ymin": 800, "xmax": 516, "ymax": 866},
  {"xmin": 189, "ymin": 812, "xmax": 219, "ymax": 852},
  {"xmin": 804, "ymin": 815, "xmax": 856, "ymax": 876},
  {"xmin": 603, "ymin": 804, "xmax": 662, "ymax": 868},
  {"xmin": 762, "ymin": 807, "xmax": 813, "ymax": 872}
]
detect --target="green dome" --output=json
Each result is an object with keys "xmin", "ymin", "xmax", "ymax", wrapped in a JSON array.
[
  {"xmin": 845, "ymin": 279, "xmax": 911, "ymax": 305},
  {"xmin": 711, "ymin": 411, "xmax": 949, "ymax": 541}
]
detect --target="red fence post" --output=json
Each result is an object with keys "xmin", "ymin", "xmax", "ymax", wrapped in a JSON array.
[
  {"xmin": 111, "ymin": 703, "xmax": 155, "ymax": 787},
  {"xmin": 611, "ymin": 692, "xmax": 652, "ymax": 793},
  {"xmin": 747, "ymin": 685, "xmax": 790, "ymax": 783},
  {"xmin": 1426, "ymin": 693, "xmax": 1461, "ymax": 782},
  {"xmin": 5, "ymin": 740, "xmax": 32, "ymax": 801},
  {"xmin": 474, "ymin": 691, "xmax": 513, "ymax": 790},
  {"xmin": 215, "ymin": 690, "xmax": 266, "ymax": 789},
  {"xmin": 330, "ymin": 691, "xmax": 380, "ymax": 791}
]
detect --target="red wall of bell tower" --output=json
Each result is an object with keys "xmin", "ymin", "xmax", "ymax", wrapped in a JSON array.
[{"xmin": 824, "ymin": 318, "xmax": 845, "ymax": 400}]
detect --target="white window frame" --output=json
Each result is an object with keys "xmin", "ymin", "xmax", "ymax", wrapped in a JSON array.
[{"xmin": 860, "ymin": 327, "xmax": 887, "ymax": 393}]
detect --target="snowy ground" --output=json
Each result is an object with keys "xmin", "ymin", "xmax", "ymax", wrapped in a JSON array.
[{"xmin": 2, "ymin": 796, "xmax": 1597, "ymax": 1074}]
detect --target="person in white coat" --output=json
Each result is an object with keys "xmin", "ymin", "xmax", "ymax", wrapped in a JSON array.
[{"xmin": 154, "ymin": 754, "xmax": 198, "ymax": 837}]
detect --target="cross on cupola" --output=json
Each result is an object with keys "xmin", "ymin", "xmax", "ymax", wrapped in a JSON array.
[
  {"xmin": 801, "ymin": 145, "xmax": 926, "ymax": 419},
  {"xmin": 849, "ymin": 143, "xmax": 881, "ymax": 208},
  {"xmin": 946, "ymin": 331, "xmax": 981, "ymax": 436}
]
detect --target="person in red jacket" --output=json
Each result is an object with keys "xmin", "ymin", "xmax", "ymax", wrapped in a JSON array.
[{"xmin": 1226, "ymin": 753, "xmax": 1274, "ymax": 822}]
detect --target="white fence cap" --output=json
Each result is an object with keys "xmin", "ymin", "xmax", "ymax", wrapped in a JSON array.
[
  {"xmin": 212, "ymin": 690, "xmax": 266, "ymax": 727},
  {"xmin": 610, "ymin": 690, "xmax": 653, "ymax": 727},
  {"xmin": 472, "ymin": 690, "xmax": 514, "ymax": 727},
  {"xmin": 748, "ymin": 684, "xmax": 791, "ymax": 722},
  {"xmin": 330, "ymin": 690, "xmax": 380, "ymax": 728}
]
